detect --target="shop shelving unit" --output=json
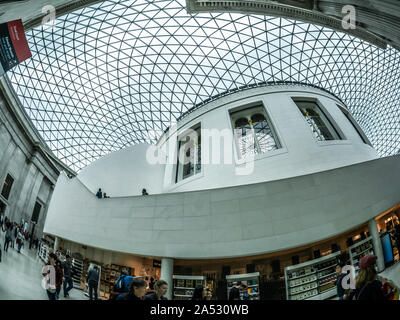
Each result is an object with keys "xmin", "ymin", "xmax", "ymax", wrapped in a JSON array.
[
  {"xmin": 285, "ymin": 251, "xmax": 341, "ymax": 300},
  {"xmin": 38, "ymin": 241, "xmax": 50, "ymax": 262},
  {"xmin": 173, "ymin": 275, "xmax": 206, "ymax": 300},
  {"xmin": 348, "ymin": 237, "xmax": 375, "ymax": 274},
  {"xmin": 226, "ymin": 272, "xmax": 260, "ymax": 300},
  {"xmin": 72, "ymin": 258, "xmax": 84, "ymax": 289}
]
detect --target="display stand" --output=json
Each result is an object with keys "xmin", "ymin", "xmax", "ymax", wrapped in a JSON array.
[
  {"xmin": 348, "ymin": 236, "xmax": 375, "ymax": 274},
  {"xmin": 38, "ymin": 241, "xmax": 50, "ymax": 262},
  {"xmin": 173, "ymin": 275, "xmax": 206, "ymax": 300},
  {"xmin": 99, "ymin": 264, "xmax": 111, "ymax": 299},
  {"xmin": 226, "ymin": 272, "xmax": 260, "ymax": 300},
  {"xmin": 285, "ymin": 251, "xmax": 341, "ymax": 300},
  {"xmin": 72, "ymin": 258, "xmax": 84, "ymax": 289}
]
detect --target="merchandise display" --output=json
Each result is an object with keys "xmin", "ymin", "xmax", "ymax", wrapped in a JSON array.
[
  {"xmin": 226, "ymin": 272, "xmax": 260, "ymax": 300},
  {"xmin": 173, "ymin": 275, "xmax": 206, "ymax": 300},
  {"xmin": 71, "ymin": 258, "xmax": 84, "ymax": 289},
  {"xmin": 285, "ymin": 251, "xmax": 341, "ymax": 300},
  {"xmin": 38, "ymin": 241, "xmax": 50, "ymax": 263},
  {"xmin": 98, "ymin": 263, "xmax": 135, "ymax": 298},
  {"xmin": 348, "ymin": 237, "xmax": 375, "ymax": 274}
]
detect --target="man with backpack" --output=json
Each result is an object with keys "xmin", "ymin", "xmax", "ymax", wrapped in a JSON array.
[{"xmin": 109, "ymin": 269, "xmax": 133, "ymax": 300}]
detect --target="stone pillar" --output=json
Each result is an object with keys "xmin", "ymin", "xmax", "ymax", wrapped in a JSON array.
[
  {"xmin": 54, "ymin": 236, "xmax": 60, "ymax": 252},
  {"xmin": 368, "ymin": 218, "xmax": 385, "ymax": 272},
  {"xmin": 161, "ymin": 257, "xmax": 174, "ymax": 300}
]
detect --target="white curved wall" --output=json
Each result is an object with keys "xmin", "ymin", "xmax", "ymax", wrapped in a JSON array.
[
  {"xmin": 78, "ymin": 143, "xmax": 165, "ymax": 197},
  {"xmin": 44, "ymin": 155, "xmax": 400, "ymax": 259},
  {"xmin": 161, "ymin": 84, "xmax": 378, "ymax": 193}
]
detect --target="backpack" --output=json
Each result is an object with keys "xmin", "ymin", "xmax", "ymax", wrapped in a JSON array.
[
  {"xmin": 114, "ymin": 275, "xmax": 127, "ymax": 293},
  {"xmin": 14, "ymin": 228, "xmax": 17, "ymax": 238}
]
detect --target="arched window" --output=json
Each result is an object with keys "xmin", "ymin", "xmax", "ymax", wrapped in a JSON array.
[
  {"xmin": 231, "ymin": 105, "xmax": 280, "ymax": 159},
  {"xmin": 295, "ymin": 101, "xmax": 341, "ymax": 141}
]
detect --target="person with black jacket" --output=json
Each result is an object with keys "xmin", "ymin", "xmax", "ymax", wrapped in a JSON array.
[
  {"xmin": 192, "ymin": 285, "xmax": 207, "ymax": 301},
  {"xmin": 334, "ymin": 263, "xmax": 347, "ymax": 300},
  {"xmin": 87, "ymin": 266, "xmax": 100, "ymax": 300},
  {"xmin": 118, "ymin": 278, "xmax": 147, "ymax": 300},
  {"xmin": 143, "ymin": 280, "xmax": 168, "ymax": 300},
  {"xmin": 228, "ymin": 282, "xmax": 247, "ymax": 300},
  {"xmin": 62, "ymin": 255, "xmax": 77, "ymax": 298}
]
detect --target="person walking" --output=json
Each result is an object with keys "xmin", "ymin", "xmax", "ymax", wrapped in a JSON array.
[
  {"xmin": 16, "ymin": 228, "xmax": 24, "ymax": 253},
  {"xmin": 62, "ymin": 255, "xmax": 76, "ymax": 298},
  {"xmin": 4, "ymin": 224, "xmax": 12, "ymax": 252},
  {"xmin": 143, "ymin": 280, "xmax": 168, "ymax": 300},
  {"xmin": 87, "ymin": 266, "xmax": 100, "ymax": 300},
  {"xmin": 42, "ymin": 253, "xmax": 58, "ymax": 300},
  {"xmin": 334, "ymin": 263, "xmax": 347, "ymax": 300},
  {"xmin": 54, "ymin": 256, "xmax": 64, "ymax": 300}
]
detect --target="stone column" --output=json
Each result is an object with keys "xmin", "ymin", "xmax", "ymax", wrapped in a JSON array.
[
  {"xmin": 368, "ymin": 218, "xmax": 385, "ymax": 272},
  {"xmin": 54, "ymin": 236, "xmax": 60, "ymax": 252},
  {"xmin": 161, "ymin": 257, "xmax": 174, "ymax": 300}
]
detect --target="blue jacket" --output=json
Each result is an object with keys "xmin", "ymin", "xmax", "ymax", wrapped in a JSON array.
[{"xmin": 115, "ymin": 275, "xmax": 133, "ymax": 292}]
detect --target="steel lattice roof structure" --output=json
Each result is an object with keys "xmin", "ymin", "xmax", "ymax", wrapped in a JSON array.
[{"xmin": 8, "ymin": 0, "xmax": 400, "ymax": 171}]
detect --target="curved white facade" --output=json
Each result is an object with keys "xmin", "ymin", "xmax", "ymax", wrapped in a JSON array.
[
  {"xmin": 77, "ymin": 84, "xmax": 378, "ymax": 196},
  {"xmin": 44, "ymin": 84, "xmax": 397, "ymax": 259}
]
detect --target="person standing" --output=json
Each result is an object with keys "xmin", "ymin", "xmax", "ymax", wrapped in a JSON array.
[
  {"xmin": 16, "ymin": 228, "xmax": 24, "ymax": 253},
  {"xmin": 192, "ymin": 285, "xmax": 207, "ymax": 301},
  {"xmin": 346, "ymin": 255, "xmax": 387, "ymax": 300},
  {"xmin": 10, "ymin": 223, "xmax": 16, "ymax": 249},
  {"xmin": 148, "ymin": 277, "xmax": 155, "ymax": 291},
  {"xmin": 334, "ymin": 263, "xmax": 347, "ymax": 300},
  {"xmin": 205, "ymin": 288, "xmax": 213, "ymax": 300},
  {"xmin": 96, "ymin": 188, "xmax": 103, "ymax": 199},
  {"xmin": 228, "ymin": 282, "xmax": 246, "ymax": 300},
  {"xmin": 87, "ymin": 266, "xmax": 100, "ymax": 300},
  {"xmin": 62, "ymin": 255, "xmax": 76, "ymax": 298},
  {"xmin": 143, "ymin": 280, "xmax": 168, "ymax": 300}
]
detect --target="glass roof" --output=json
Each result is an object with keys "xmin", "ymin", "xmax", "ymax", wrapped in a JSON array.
[{"xmin": 8, "ymin": 0, "xmax": 400, "ymax": 171}]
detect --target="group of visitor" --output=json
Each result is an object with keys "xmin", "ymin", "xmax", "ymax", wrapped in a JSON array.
[
  {"xmin": 110, "ymin": 276, "xmax": 212, "ymax": 301},
  {"xmin": 1, "ymin": 218, "xmax": 27, "ymax": 256},
  {"xmin": 95, "ymin": 188, "xmax": 110, "ymax": 199},
  {"xmin": 42, "ymin": 253, "xmax": 77, "ymax": 300},
  {"xmin": 95, "ymin": 188, "xmax": 149, "ymax": 198}
]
